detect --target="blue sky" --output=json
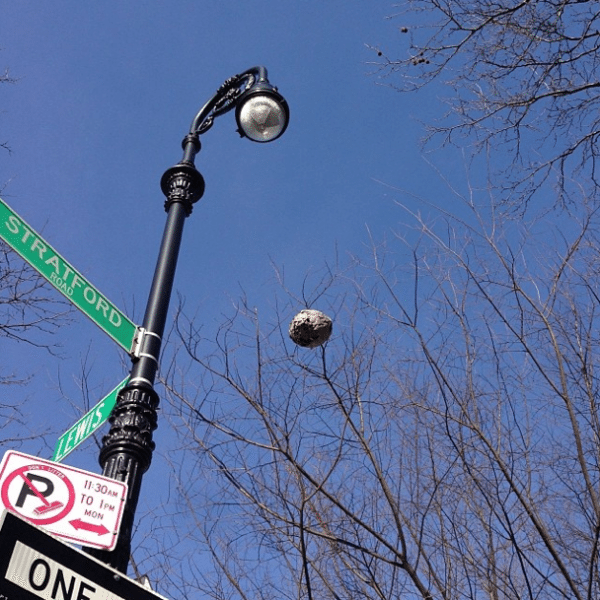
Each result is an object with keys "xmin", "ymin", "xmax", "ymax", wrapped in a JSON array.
[{"xmin": 0, "ymin": 0, "xmax": 458, "ymax": 586}]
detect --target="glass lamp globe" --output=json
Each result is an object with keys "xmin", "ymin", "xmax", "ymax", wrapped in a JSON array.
[{"xmin": 236, "ymin": 87, "xmax": 289, "ymax": 142}]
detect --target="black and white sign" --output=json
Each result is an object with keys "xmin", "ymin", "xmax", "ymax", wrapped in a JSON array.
[
  {"xmin": 0, "ymin": 451, "xmax": 127, "ymax": 550},
  {"xmin": 0, "ymin": 510, "xmax": 168, "ymax": 600}
]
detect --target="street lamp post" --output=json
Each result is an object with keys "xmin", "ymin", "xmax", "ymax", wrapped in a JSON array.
[{"xmin": 85, "ymin": 67, "xmax": 289, "ymax": 573}]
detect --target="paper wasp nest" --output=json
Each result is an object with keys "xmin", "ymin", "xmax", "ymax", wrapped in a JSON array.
[{"xmin": 289, "ymin": 309, "xmax": 333, "ymax": 348}]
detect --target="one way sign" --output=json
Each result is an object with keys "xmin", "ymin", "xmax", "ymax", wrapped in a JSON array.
[{"xmin": 0, "ymin": 510, "xmax": 169, "ymax": 600}]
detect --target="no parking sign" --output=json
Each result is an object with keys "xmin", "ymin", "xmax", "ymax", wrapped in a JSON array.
[{"xmin": 0, "ymin": 450, "xmax": 127, "ymax": 550}]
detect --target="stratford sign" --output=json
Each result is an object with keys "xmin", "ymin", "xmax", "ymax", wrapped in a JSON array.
[{"xmin": 0, "ymin": 197, "xmax": 138, "ymax": 352}]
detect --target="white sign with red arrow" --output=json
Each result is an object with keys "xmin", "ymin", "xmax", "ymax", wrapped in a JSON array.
[{"xmin": 0, "ymin": 450, "xmax": 127, "ymax": 550}]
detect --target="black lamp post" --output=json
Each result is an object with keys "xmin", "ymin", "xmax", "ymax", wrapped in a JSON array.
[{"xmin": 85, "ymin": 67, "xmax": 289, "ymax": 573}]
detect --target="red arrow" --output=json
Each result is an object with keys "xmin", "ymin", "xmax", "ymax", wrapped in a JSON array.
[{"xmin": 69, "ymin": 519, "xmax": 109, "ymax": 536}]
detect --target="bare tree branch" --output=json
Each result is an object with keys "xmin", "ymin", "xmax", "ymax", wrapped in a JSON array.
[{"xmin": 369, "ymin": 1, "xmax": 600, "ymax": 208}]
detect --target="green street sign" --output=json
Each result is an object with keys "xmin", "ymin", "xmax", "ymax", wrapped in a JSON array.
[
  {"xmin": 0, "ymin": 197, "xmax": 137, "ymax": 352},
  {"xmin": 52, "ymin": 377, "xmax": 129, "ymax": 462}
]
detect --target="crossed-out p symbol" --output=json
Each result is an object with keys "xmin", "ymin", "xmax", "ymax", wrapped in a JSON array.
[
  {"xmin": 16, "ymin": 473, "xmax": 55, "ymax": 507},
  {"xmin": 1, "ymin": 464, "xmax": 75, "ymax": 526}
]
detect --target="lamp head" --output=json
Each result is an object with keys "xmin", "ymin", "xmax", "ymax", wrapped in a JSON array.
[{"xmin": 235, "ymin": 82, "xmax": 290, "ymax": 143}]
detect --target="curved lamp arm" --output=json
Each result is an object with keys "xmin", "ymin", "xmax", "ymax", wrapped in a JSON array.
[{"xmin": 181, "ymin": 66, "xmax": 289, "ymax": 165}]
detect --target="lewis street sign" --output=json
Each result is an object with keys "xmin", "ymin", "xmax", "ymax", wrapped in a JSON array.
[
  {"xmin": 53, "ymin": 378, "xmax": 129, "ymax": 463},
  {"xmin": 0, "ymin": 197, "xmax": 138, "ymax": 352},
  {"xmin": 0, "ymin": 510, "xmax": 169, "ymax": 600}
]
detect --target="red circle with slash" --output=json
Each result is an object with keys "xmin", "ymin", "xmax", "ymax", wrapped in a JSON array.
[{"xmin": 1, "ymin": 463, "xmax": 76, "ymax": 525}]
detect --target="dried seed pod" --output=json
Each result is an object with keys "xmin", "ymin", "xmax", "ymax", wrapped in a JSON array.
[{"xmin": 289, "ymin": 309, "xmax": 333, "ymax": 348}]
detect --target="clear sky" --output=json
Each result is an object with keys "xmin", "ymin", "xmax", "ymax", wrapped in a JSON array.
[{"xmin": 0, "ymin": 0, "xmax": 456, "ymax": 588}]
